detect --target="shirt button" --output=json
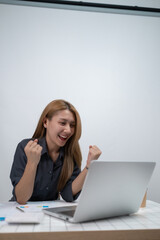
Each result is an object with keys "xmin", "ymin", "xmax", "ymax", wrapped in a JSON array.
[
  {"xmin": 46, "ymin": 187, "xmax": 49, "ymax": 190},
  {"xmin": 49, "ymin": 171, "xmax": 52, "ymax": 174}
]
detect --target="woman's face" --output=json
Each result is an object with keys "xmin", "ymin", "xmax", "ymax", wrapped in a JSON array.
[{"xmin": 44, "ymin": 109, "xmax": 76, "ymax": 150}]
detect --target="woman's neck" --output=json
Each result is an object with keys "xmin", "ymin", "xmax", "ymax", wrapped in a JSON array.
[{"xmin": 45, "ymin": 136, "xmax": 60, "ymax": 162}]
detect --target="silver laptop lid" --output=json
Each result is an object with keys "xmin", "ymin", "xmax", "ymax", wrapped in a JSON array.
[{"xmin": 73, "ymin": 161, "xmax": 155, "ymax": 222}]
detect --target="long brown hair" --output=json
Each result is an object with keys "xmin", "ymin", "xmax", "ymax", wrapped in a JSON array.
[{"xmin": 32, "ymin": 99, "xmax": 82, "ymax": 192}]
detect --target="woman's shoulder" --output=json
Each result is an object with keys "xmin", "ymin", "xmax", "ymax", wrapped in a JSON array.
[
  {"xmin": 14, "ymin": 138, "xmax": 33, "ymax": 158},
  {"xmin": 17, "ymin": 138, "xmax": 33, "ymax": 148}
]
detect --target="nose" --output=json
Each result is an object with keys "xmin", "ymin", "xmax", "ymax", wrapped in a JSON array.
[{"xmin": 64, "ymin": 124, "xmax": 71, "ymax": 134}]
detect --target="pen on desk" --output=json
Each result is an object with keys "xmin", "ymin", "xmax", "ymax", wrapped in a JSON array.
[{"xmin": 16, "ymin": 206, "xmax": 24, "ymax": 212}]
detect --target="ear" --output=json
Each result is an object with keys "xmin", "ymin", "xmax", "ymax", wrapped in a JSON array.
[{"xmin": 43, "ymin": 117, "xmax": 48, "ymax": 128}]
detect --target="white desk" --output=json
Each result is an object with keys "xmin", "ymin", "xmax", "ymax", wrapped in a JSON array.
[{"xmin": 0, "ymin": 200, "xmax": 160, "ymax": 240}]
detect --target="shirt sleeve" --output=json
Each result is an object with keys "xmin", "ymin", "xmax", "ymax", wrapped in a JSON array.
[
  {"xmin": 60, "ymin": 163, "xmax": 81, "ymax": 202},
  {"xmin": 10, "ymin": 140, "xmax": 28, "ymax": 201}
]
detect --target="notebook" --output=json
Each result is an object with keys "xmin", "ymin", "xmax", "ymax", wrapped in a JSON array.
[{"xmin": 43, "ymin": 161, "xmax": 156, "ymax": 223}]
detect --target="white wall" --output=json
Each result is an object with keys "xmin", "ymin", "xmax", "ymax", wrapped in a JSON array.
[{"xmin": 0, "ymin": 2, "xmax": 160, "ymax": 202}]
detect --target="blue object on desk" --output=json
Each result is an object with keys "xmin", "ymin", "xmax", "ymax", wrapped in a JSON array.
[{"xmin": 0, "ymin": 217, "xmax": 5, "ymax": 221}]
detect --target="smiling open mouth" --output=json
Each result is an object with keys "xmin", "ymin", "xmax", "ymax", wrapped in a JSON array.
[{"xmin": 58, "ymin": 135, "xmax": 68, "ymax": 141}]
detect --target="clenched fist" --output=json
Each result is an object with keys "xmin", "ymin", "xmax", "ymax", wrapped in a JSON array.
[
  {"xmin": 24, "ymin": 139, "xmax": 42, "ymax": 166},
  {"xmin": 86, "ymin": 145, "xmax": 102, "ymax": 168}
]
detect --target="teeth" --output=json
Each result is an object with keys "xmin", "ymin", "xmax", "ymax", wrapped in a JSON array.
[{"xmin": 60, "ymin": 135, "xmax": 67, "ymax": 139}]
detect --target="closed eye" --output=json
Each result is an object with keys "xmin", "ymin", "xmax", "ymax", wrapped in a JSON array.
[{"xmin": 60, "ymin": 122, "xmax": 66, "ymax": 126}]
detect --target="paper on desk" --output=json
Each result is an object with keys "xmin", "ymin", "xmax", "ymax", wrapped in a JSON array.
[
  {"xmin": 0, "ymin": 202, "xmax": 18, "ymax": 226},
  {"xmin": 17, "ymin": 200, "xmax": 78, "ymax": 212},
  {"xmin": 0, "ymin": 202, "xmax": 18, "ymax": 217}
]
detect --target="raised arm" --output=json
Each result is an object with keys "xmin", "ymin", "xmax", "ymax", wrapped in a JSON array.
[
  {"xmin": 72, "ymin": 145, "xmax": 102, "ymax": 196},
  {"xmin": 15, "ymin": 139, "xmax": 42, "ymax": 204}
]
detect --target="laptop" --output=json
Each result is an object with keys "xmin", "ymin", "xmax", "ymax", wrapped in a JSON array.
[{"xmin": 43, "ymin": 161, "xmax": 156, "ymax": 223}]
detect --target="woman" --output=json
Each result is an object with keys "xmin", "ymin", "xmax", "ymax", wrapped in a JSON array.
[{"xmin": 10, "ymin": 99, "xmax": 101, "ymax": 204}]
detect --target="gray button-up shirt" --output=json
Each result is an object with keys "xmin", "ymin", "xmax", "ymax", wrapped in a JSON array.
[{"xmin": 10, "ymin": 137, "xmax": 81, "ymax": 202}]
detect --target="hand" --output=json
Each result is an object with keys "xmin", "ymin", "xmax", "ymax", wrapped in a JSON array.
[
  {"xmin": 86, "ymin": 145, "xmax": 102, "ymax": 168},
  {"xmin": 24, "ymin": 139, "xmax": 42, "ymax": 166}
]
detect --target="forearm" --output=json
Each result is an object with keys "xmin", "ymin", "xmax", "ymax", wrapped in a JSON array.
[
  {"xmin": 72, "ymin": 166, "xmax": 88, "ymax": 196},
  {"xmin": 72, "ymin": 144, "xmax": 102, "ymax": 196},
  {"xmin": 15, "ymin": 162, "xmax": 37, "ymax": 204}
]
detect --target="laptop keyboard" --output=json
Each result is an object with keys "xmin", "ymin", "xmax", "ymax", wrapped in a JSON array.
[
  {"xmin": 60, "ymin": 210, "xmax": 75, "ymax": 217},
  {"xmin": 46, "ymin": 205, "xmax": 77, "ymax": 217}
]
